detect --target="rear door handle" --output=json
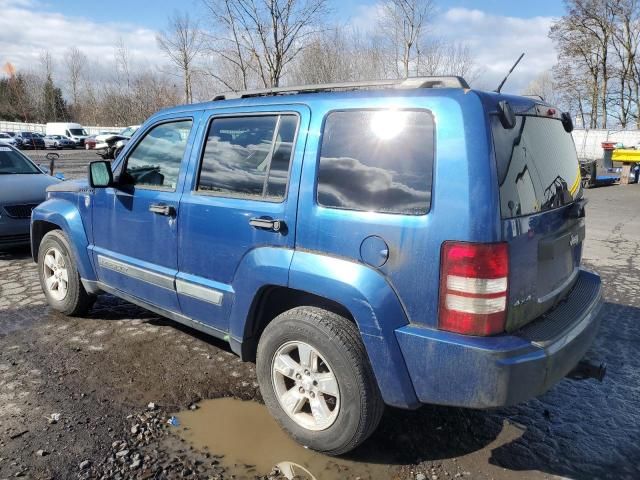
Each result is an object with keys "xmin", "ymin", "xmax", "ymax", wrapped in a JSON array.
[
  {"xmin": 249, "ymin": 217, "xmax": 285, "ymax": 232},
  {"xmin": 149, "ymin": 203, "xmax": 176, "ymax": 216}
]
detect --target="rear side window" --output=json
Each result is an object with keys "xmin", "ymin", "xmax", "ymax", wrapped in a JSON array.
[
  {"xmin": 317, "ymin": 110, "xmax": 434, "ymax": 215},
  {"xmin": 493, "ymin": 115, "xmax": 581, "ymax": 219},
  {"xmin": 197, "ymin": 114, "xmax": 298, "ymax": 201}
]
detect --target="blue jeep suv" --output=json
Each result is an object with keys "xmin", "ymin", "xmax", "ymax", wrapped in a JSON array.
[{"xmin": 31, "ymin": 77, "xmax": 603, "ymax": 455}]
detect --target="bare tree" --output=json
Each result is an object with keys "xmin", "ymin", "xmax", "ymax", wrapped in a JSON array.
[
  {"xmin": 157, "ymin": 11, "xmax": 205, "ymax": 103},
  {"xmin": 202, "ymin": 0, "xmax": 253, "ymax": 90},
  {"xmin": 378, "ymin": 0, "xmax": 434, "ymax": 78},
  {"xmin": 114, "ymin": 38, "xmax": 132, "ymax": 91},
  {"xmin": 550, "ymin": 0, "xmax": 618, "ymax": 128},
  {"xmin": 202, "ymin": 0, "xmax": 329, "ymax": 88},
  {"xmin": 65, "ymin": 47, "xmax": 87, "ymax": 116},
  {"xmin": 609, "ymin": 0, "xmax": 640, "ymax": 127},
  {"xmin": 417, "ymin": 41, "xmax": 480, "ymax": 81}
]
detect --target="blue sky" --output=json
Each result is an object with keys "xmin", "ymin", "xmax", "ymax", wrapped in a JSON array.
[{"xmin": 46, "ymin": 0, "xmax": 565, "ymax": 29}]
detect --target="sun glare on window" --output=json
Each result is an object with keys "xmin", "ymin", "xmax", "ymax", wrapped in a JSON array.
[{"xmin": 370, "ymin": 110, "xmax": 407, "ymax": 140}]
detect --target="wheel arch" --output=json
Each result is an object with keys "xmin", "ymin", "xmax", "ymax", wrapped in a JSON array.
[
  {"xmin": 235, "ymin": 249, "xmax": 420, "ymax": 409},
  {"xmin": 31, "ymin": 199, "xmax": 96, "ymax": 282}
]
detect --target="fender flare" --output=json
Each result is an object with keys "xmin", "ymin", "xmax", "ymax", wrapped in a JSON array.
[
  {"xmin": 228, "ymin": 247, "xmax": 294, "ymax": 352},
  {"xmin": 31, "ymin": 198, "xmax": 96, "ymax": 282},
  {"xmin": 286, "ymin": 250, "xmax": 419, "ymax": 408}
]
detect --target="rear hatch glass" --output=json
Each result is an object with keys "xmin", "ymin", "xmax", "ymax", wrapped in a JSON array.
[{"xmin": 492, "ymin": 113, "xmax": 584, "ymax": 331}]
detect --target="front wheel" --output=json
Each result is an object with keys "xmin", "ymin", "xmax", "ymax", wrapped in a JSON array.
[
  {"xmin": 38, "ymin": 230, "xmax": 94, "ymax": 316},
  {"xmin": 256, "ymin": 307, "xmax": 384, "ymax": 455}
]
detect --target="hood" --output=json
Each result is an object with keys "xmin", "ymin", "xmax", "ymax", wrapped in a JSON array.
[
  {"xmin": 0, "ymin": 173, "xmax": 60, "ymax": 205},
  {"xmin": 95, "ymin": 133, "xmax": 127, "ymax": 142},
  {"xmin": 46, "ymin": 178, "xmax": 90, "ymax": 193}
]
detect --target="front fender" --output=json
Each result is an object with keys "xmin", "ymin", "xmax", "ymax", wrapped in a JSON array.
[
  {"xmin": 31, "ymin": 198, "xmax": 96, "ymax": 282},
  {"xmin": 288, "ymin": 250, "xmax": 420, "ymax": 409}
]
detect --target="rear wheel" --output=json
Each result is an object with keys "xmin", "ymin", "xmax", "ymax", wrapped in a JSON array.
[
  {"xmin": 38, "ymin": 230, "xmax": 94, "ymax": 316},
  {"xmin": 256, "ymin": 306, "xmax": 384, "ymax": 455}
]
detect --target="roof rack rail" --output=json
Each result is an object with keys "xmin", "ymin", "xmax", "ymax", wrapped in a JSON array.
[{"xmin": 212, "ymin": 76, "xmax": 469, "ymax": 101}]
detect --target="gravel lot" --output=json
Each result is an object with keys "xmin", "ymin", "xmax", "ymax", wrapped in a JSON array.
[{"xmin": 1, "ymin": 150, "xmax": 639, "ymax": 479}]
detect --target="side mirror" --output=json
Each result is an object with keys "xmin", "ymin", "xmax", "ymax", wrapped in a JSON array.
[
  {"xmin": 89, "ymin": 161, "xmax": 113, "ymax": 188},
  {"xmin": 497, "ymin": 100, "xmax": 516, "ymax": 129},
  {"xmin": 561, "ymin": 112, "xmax": 574, "ymax": 133}
]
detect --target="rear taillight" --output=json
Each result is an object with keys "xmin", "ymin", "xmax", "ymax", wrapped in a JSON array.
[{"xmin": 438, "ymin": 241, "xmax": 509, "ymax": 336}]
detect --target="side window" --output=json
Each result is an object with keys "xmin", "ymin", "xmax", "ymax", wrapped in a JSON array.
[
  {"xmin": 197, "ymin": 114, "xmax": 298, "ymax": 201},
  {"xmin": 122, "ymin": 120, "xmax": 193, "ymax": 191},
  {"xmin": 317, "ymin": 110, "xmax": 434, "ymax": 215}
]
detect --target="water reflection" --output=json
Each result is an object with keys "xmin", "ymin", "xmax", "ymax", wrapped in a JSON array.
[{"xmin": 174, "ymin": 397, "xmax": 390, "ymax": 480}]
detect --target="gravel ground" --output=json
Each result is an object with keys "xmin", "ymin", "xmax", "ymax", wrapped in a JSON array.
[{"xmin": 1, "ymin": 151, "xmax": 639, "ymax": 479}]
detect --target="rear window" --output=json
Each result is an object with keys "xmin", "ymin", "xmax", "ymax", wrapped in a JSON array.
[
  {"xmin": 492, "ymin": 115, "xmax": 581, "ymax": 219},
  {"xmin": 317, "ymin": 110, "xmax": 434, "ymax": 215}
]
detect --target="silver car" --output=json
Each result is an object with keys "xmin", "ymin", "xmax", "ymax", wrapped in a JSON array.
[
  {"xmin": 0, "ymin": 146, "xmax": 62, "ymax": 248},
  {"xmin": 44, "ymin": 135, "xmax": 76, "ymax": 149},
  {"xmin": 0, "ymin": 132, "xmax": 17, "ymax": 147}
]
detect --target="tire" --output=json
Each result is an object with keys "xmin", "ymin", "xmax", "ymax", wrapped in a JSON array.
[
  {"xmin": 38, "ymin": 230, "xmax": 95, "ymax": 316},
  {"xmin": 256, "ymin": 306, "xmax": 384, "ymax": 455},
  {"xmin": 113, "ymin": 146, "xmax": 123, "ymax": 159}
]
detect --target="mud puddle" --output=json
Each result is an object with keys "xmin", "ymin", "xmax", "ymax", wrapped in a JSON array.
[{"xmin": 174, "ymin": 398, "xmax": 392, "ymax": 479}]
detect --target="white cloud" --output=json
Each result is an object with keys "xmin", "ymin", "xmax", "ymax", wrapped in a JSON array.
[
  {"xmin": 343, "ymin": 4, "xmax": 557, "ymax": 94},
  {"xmin": 435, "ymin": 8, "xmax": 558, "ymax": 93},
  {"xmin": 0, "ymin": 0, "xmax": 165, "ymax": 77}
]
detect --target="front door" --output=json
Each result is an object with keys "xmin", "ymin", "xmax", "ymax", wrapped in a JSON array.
[
  {"xmin": 91, "ymin": 116, "xmax": 198, "ymax": 312},
  {"xmin": 176, "ymin": 106, "xmax": 309, "ymax": 331}
]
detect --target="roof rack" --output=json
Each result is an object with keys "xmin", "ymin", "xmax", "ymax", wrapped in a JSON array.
[{"xmin": 212, "ymin": 76, "xmax": 469, "ymax": 101}]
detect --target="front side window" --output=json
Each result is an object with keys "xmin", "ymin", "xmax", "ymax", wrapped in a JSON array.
[
  {"xmin": 122, "ymin": 120, "xmax": 192, "ymax": 191},
  {"xmin": 197, "ymin": 114, "xmax": 298, "ymax": 201},
  {"xmin": 317, "ymin": 110, "xmax": 434, "ymax": 215}
]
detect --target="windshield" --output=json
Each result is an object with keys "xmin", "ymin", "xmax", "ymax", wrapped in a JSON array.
[
  {"xmin": 119, "ymin": 127, "xmax": 137, "ymax": 137},
  {"xmin": 20, "ymin": 132, "xmax": 33, "ymax": 138},
  {"xmin": 492, "ymin": 115, "xmax": 581, "ymax": 219},
  {"xmin": 0, "ymin": 147, "xmax": 41, "ymax": 174},
  {"xmin": 69, "ymin": 128, "xmax": 87, "ymax": 136}
]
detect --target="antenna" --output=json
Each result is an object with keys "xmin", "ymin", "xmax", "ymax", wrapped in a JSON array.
[{"xmin": 495, "ymin": 53, "xmax": 525, "ymax": 93}]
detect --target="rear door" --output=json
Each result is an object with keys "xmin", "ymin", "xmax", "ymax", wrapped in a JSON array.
[
  {"xmin": 492, "ymin": 111, "xmax": 584, "ymax": 331},
  {"xmin": 176, "ymin": 105, "xmax": 309, "ymax": 332}
]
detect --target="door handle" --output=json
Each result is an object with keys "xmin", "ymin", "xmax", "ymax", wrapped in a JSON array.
[
  {"xmin": 249, "ymin": 217, "xmax": 285, "ymax": 232},
  {"xmin": 149, "ymin": 203, "xmax": 176, "ymax": 216}
]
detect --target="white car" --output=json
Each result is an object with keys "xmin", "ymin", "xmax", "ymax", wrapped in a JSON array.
[
  {"xmin": 94, "ymin": 125, "xmax": 140, "ymax": 159},
  {"xmin": 0, "ymin": 132, "xmax": 17, "ymax": 146}
]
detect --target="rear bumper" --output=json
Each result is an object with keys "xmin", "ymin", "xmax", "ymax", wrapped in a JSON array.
[{"xmin": 395, "ymin": 269, "xmax": 602, "ymax": 408}]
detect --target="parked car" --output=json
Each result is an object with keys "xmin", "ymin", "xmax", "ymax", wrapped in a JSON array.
[
  {"xmin": 45, "ymin": 122, "xmax": 89, "ymax": 146},
  {"xmin": 0, "ymin": 132, "xmax": 18, "ymax": 147},
  {"xmin": 44, "ymin": 135, "xmax": 76, "ymax": 149},
  {"xmin": 16, "ymin": 131, "xmax": 45, "ymax": 149},
  {"xmin": 0, "ymin": 146, "xmax": 61, "ymax": 248},
  {"xmin": 84, "ymin": 135, "xmax": 97, "ymax": 150},
  {"xmin": 94, "ymin": 125, "xmax": 140, "ymax": 159},
  {"xmin": 32, "ymin": 77, "xmax": 603, "ymax": 455}
]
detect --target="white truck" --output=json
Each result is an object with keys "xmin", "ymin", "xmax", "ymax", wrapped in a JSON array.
[{"xmin": 45, "ymin": 123, "xmax": 89, "ymax": 147}]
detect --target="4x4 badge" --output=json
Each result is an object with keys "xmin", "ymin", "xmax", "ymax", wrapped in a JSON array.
[{"xmin": 570, "ymin": 233, "xmax": 580, "ymax": 247}]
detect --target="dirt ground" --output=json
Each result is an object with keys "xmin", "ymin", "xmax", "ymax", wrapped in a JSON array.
[{"xmin": 1, "ymin": 150, "xmax": 639, "ymax": 479}]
